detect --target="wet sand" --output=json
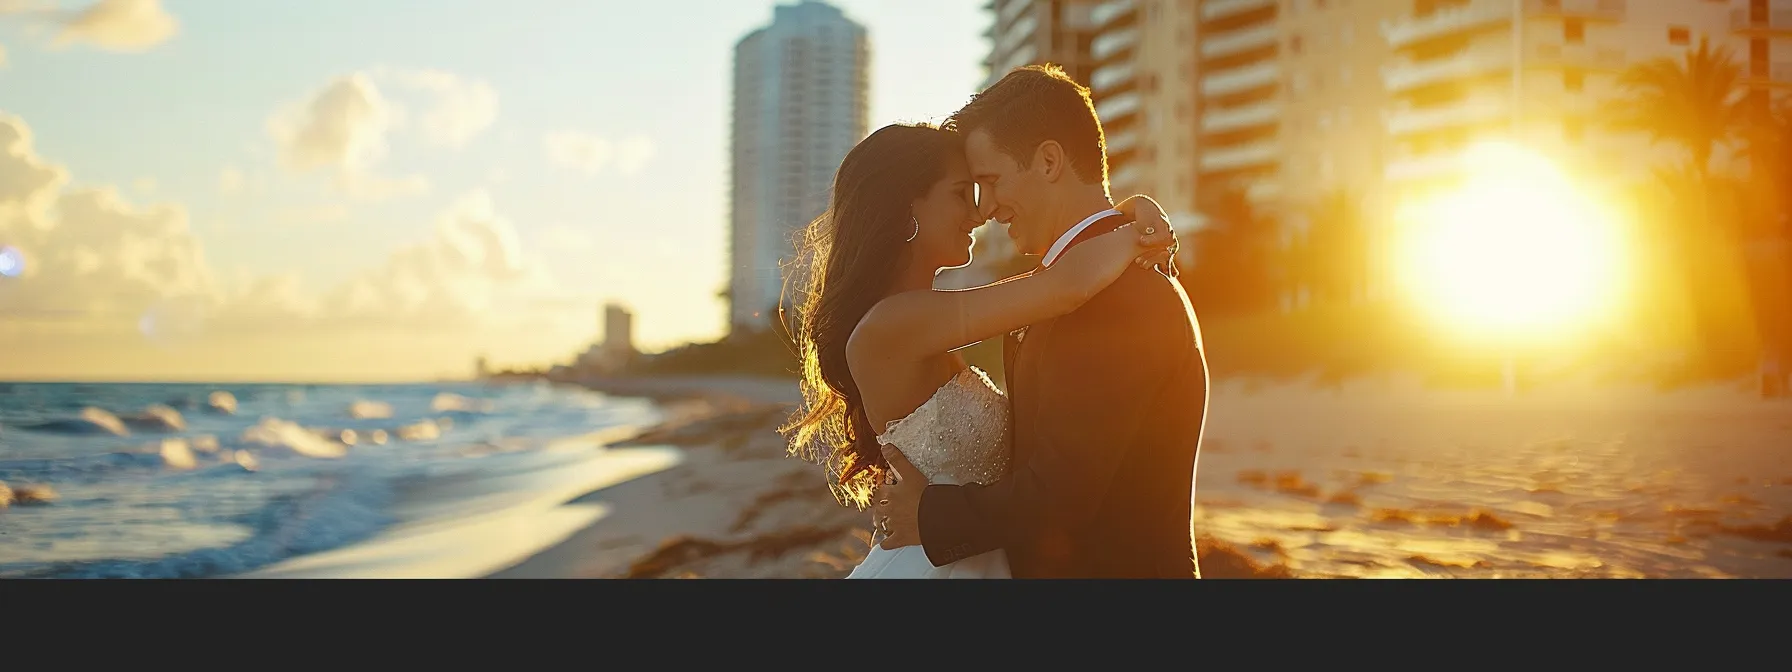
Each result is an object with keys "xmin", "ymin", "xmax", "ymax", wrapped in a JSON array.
[{"xmin": 494, "ymin": 373, "xmax": 1792, "ymax": 578}]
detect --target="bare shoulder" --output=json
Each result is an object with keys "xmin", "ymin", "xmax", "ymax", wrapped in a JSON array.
[{"xmin": 845, "ymin": 291, "xmax": 921, "ymax": 365}]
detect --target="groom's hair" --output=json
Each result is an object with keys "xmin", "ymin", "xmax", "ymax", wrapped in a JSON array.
[{"xmin": 945, "ymin": 64, "xmax": 1107, "ymax": 187}]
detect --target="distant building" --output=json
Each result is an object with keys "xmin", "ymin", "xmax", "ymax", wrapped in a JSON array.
[
  {"xmin": 983, "ymin": 0, "xmax": 1105, "ymax": 89},
  {"xmin": 729, "ymin": 0, "xmax": 870, "ymax": 335},
  {"xmin": 474, "ymin": 355, "xmax": 490, "ymax": 379},
  {"xmin": 575, "ymin": 303, "xmax": 640, "ymax": 375}
]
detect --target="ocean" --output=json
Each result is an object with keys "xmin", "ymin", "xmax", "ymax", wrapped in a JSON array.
[{"xmin": 0, "ymin": 379, "xmax": 680, "ymax": 579}]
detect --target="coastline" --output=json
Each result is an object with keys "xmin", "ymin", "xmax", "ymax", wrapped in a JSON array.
[{"xmin": 487, "ymin": 375, "xmax": 875, "ymax": 578}]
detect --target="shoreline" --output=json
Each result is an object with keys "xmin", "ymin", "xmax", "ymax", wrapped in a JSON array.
[{"xmin": 487, "ymin": 374, "xmax": 873, "ymax": 579}]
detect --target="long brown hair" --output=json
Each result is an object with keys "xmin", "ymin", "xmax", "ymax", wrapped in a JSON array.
[{"xmin": 778, "ymin": 123, "xmax": 964, "ymax": 508}]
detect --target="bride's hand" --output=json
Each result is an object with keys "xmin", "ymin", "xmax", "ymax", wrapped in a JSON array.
[
  {"xmin": 1048, "ymin": 220, "xmax": 1176, "ymax": 304},
  {"xmin": 1116, "ymin": 194, "xmax": 1179, "ymax": 275}
]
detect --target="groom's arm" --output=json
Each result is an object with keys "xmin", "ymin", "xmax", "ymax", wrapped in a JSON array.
[{"xmin": 916, "ymin": 269, "xmax": 1183, "ymax": 567}]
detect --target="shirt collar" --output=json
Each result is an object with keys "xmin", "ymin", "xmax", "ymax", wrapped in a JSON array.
[{"xmin": 1039, "ymin": 208, "xmax": 1123, "ymax": 268}]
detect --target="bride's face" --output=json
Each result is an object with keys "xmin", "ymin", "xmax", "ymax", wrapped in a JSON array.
[{"xmin": 908, "ymin": 156, "xmax": 983, "ymax": 272}]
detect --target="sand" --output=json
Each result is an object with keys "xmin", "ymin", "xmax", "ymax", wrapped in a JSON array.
[
  {"xmin": 489, "ymin": 377, "xmax": 871, "ymax": 579},
  {"xmin": 492, "ymin": 372, "xmax": 1792, "ymax": 579}
]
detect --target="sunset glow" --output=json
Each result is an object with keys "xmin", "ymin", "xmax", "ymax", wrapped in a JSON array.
[{"xmin": 1391, "ymin": 141, "xmax": 1630, "ymax": 345}]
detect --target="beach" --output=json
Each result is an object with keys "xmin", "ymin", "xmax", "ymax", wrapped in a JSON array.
[
  {"xmin": 494, "ymin": 372, "xmax": 1792, "ymax": 579},
  {"xmin": 489, "ymin": 376, "xmax": 873, "ymax": 578}
]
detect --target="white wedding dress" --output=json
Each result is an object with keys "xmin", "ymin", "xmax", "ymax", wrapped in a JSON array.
[{"xmin": 846, "ymin": 366, "xmax": 1014, "ymax": 579}]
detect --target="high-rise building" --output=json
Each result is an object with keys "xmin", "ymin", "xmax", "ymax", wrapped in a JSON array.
[
  {"xmin": 983, "ymin": 0, "xmax": 1105, "ymax": 89},
  {"xmin": 1373, "ymin": 0, "xmax": 1741, "ymax": 198},
  {"xmin": 576, "ymin": 302, "xmax": 638, "ymax": 375},
  {"xmin": 1089, "ymin": 0, "xmax": 1202, "ymax": 225},
  {"xmin": 1731, "ymin": 0, "xmax": 1792, "ymax": 109},
  {"xmin": 603, "ymin": 303, "xmax": 634, "ymax": 356},
  {"xmin": 1194, "ymin": 0, "xmax": 1286, "ymax": 212},
  {"xmin": 729, "ymin": 0, "xmax": 869, "ymax": 334}
]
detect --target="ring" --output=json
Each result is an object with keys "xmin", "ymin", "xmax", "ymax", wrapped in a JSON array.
[{"xmin": 1143, "ymin": 226, "xmax": 1155, "ymax": 235}]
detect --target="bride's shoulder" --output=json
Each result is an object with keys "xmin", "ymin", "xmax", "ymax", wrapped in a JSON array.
[{"xmin": 847, "ymin": 290, "xmax": 932, "ymax": 356}]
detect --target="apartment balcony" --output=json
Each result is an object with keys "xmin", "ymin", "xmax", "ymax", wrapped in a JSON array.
[
  {"xmin": 1200, "ymin": 100, "xmax": 1280, "ymax": 134},
  {"xmin": 996, "ymin": 0, "xmax": 1033, "ymax": 26},
  {"xmin": 1383, "ymin": 0, "xmax": 1512, "ymax": 50},
  {"xmin": 1106, "ymin": 128, "xmax": 1140, "ymax": 155},
  {"xmin": 1384, "ymin": 95, "xmax": 1511, "ymax": 136},
  {"xmin": 1382, "ymin": 46, "xmax": 1512, "ymax": 93},
  {"xmin": 1742, "ymin": 61, "xmax": 1792, "ymax": 88},
  {"xmin": 1201, "ymin": 0, "xmax": 1274, "ymax": 23},
  {"xmin": 1383, "ymin": 147, "xmax": 1470, "ymax": 182},
  {"xmin": 994, "ymin": 13, "xmax": 1039, "ymax": 58},
  {"xmin": 1530, "ymin": 42, "xmax": 1624, "ymax": 71},
  {"xmin": 1731, "ymin": 7, "xmax": 1792, "ymax": 35},
  {"xmin": 1109, "ymin": 163, "xmax": 1145, "ymax": 193},
  {"xmin": 1247, "ymin": 180, "xmax": 1283, "ymax": 205},
  {"xmin": 1090, "ymin": 61, "xmax": 1138, "ymax": 94},
  {"xmin": 1092, "ymin": 0, "xmax": 1138, "ymax": 29},
  {"xmin": 1199, "ymin": 23, "xmax": 1278, "ymax": 60},
  {"xmin": 1199, "ymin": 138, "xmax": 1280, "ymax": 173},
  {"xmin": 1096, "ymin": 90, "xmax": 1142, "ymax": 122},
  {"xmin": 1092, "ymin": 26, "xmax": 1139, "ymax": 62},
  {"xmin": 1525, "ymin": 0, "xmax": 1626, "ymax": 22},
  {"xmin": 1201, "ymin": 61, "xmax": 1279, "ymax": 98}
]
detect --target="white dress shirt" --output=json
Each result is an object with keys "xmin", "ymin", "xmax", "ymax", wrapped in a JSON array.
[{"xmin": 1038, "ymin": 208, "xmax": 1124, "ymax": 268}]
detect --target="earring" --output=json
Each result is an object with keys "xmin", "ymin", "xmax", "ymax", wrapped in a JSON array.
[{"xmin": 905, "ymin": 216, "xmax": 919, "ymax": 242}]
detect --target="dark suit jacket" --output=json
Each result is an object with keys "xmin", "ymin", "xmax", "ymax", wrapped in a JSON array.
[{"xmin": 916, "ymin": 212, "xmax": 1209, "ymax": 578}]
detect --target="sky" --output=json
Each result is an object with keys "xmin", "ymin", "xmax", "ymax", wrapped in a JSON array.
[{"xmin": 0, "ymin": 0, "xmax": 987, "ymax": 382}]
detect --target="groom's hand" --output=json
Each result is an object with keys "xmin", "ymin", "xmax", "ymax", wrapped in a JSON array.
[{"xmin": 872, "ymin": 446, "xmax": 925, "ymax": 550}]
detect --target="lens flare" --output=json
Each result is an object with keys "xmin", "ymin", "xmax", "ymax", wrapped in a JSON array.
[{"xmin": 0, "ymin": 245, "xmax": 24, "ymax": 278}]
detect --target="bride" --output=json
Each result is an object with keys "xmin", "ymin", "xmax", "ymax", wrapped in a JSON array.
[{"xmin": 780, "ymin": 123, "xmax": 1176, "ymax": 579}]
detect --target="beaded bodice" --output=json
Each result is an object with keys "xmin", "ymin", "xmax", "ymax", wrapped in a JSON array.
[{"xmin": 876, "ymin": 367, "xmax": 1012, "ymax": 486}]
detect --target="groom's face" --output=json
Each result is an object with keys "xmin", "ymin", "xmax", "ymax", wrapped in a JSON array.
[{"xmin": 965, "ymin": 128, "xmax": 1051, "ymax": 256}]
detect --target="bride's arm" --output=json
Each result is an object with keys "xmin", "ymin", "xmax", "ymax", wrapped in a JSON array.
[
  {"xmin": 851, "ymin": 213, "xmax": 1175, "ymax": 364},
  {"xmin": 1115, "ymin": 194, "xmax": 1179, "ymax": 277}
]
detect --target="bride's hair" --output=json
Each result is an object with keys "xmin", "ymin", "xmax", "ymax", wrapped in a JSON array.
[{"xmin": 779, "ymin": 123, "xmax": 964, "ymax": 508}]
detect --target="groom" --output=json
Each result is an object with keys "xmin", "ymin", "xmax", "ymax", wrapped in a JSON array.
[{"xmin": 872, "ymin": 64, "xmax": 1209, "ymax": 578}]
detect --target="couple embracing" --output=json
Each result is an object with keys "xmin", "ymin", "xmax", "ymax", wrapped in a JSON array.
[{"xmin": 782, "ymin": 64, "xmax": 1209, "ymax": 579}]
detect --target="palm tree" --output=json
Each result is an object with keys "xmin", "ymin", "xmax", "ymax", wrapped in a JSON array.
[
  {"xmin": 1606, "ymin": 37, "xmax": 1748, "ymax": 189},
  {"xmin": 1606, "ymin": 38, "xmax": 1768, "ymax": 379},
  {"xmin": 1185, "ymin": 185, "xmax": 1280, "ymax": 316}
]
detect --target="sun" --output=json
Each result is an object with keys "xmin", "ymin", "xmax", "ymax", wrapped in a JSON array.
[{"xmin": 1390, "ymin": 141, "xmax": 1629, "ymax": 345}]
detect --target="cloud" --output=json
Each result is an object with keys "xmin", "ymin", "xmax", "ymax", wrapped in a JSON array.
[
  {"xmin": 372, "ymin": 67, "xmax": 499, "ymax": 149},
  {"xmin": 265, "ymin": 67, "xmax": 501, "ymax": 201},
  {"xmin": 0, "ymin": 115, "xmax": 218, "ymax": 331},
  {"xmin": 267, "ymin": 73, "xmax": 430, "ymax": 201},
  {"xmin": 543, "ymin": 131, "xmax": 655, "ymax": 176},
  {"xmin": 315, "ymin": 190, "xmax": 550, "ymax": 329},
  {"xmin": 269, "ymin": 73, "xmax": 394, "ymax": 173},
  {"xmin": 54, "ymin": 0, "xmax": 178, "ymax": 52},
  {"xmin": 0, "ymin": 112, "xmax": 69, "ymax": 225},
  {"xmin": 2, "ymin": 111, "xmax": 560, "ymax": 344}
]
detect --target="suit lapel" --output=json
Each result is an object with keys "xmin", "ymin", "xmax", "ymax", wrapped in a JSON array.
[{"xmin": 1007, "ymin": 212, "xmax": 1129, "ymax": 397}]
